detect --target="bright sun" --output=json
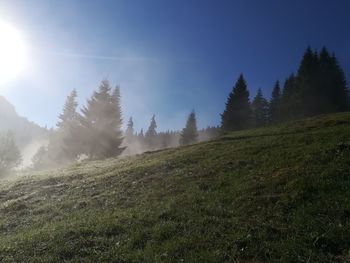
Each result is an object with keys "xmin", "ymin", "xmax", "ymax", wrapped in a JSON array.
[{"xmin": 0, "ymin": 21, "xmax": 26, "ymax": 84}]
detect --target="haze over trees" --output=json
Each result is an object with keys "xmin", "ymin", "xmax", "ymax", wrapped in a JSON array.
[
  {"xmin": 1, "ymin": 46, "xmax": 347, "ymax": 172},
  {"xmin": 180, "ymin": 110, "xmax": 198, "ymax": 146},
  {"xmin": 79, "ymin": 81, "xmax": 124, "ymax": 159},
  {"xmin": 145, "ymin": 115, "xmax": 158, "ymax": 151},
  {"xmin": 0, "ymin": 131, "xmax": 21, "ymax": 175},
  {"xmin": 32, "ymin": 80, "xmax": 126, "ymax": 169}
]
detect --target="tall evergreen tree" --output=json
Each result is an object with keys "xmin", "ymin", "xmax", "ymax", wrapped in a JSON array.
[
  {"xmin": 329, "ymin": 51, "xmax": 349, "ymax": 111},
  {"xmin": 280, "ymin": 74, "xmax": 301, "ymax": 121},
  {"xmin": 56, "ymin": 89, "xmax": 81, "ymax": 162},
  {"xmin": 31, "ymin": 145, "xmax": 49, "ymax": 170},
  {"xmin": 269, "ymin": 80, "xmax": 282, "ymax": 123},
  {"xmin": 145, "ymin": 115, "xmax": 157, "ymax": 150},
  {"xmin": 251, "ymin": 89, "xmax": 269, "ymax": 128},
  {"xmin": 0, "ymin": 131, "xmax": 21, "ymax": 175},
  {"xmin": 79, "ymin": 80, "xmax": 125, "ymax": 159},
  {"xmin": 57, "ymin": 89, "xmax": 78, "ymax": 129},
  {"xmin": 180, "ymin": 110, "xmax": 198, "ymax": 146},
  {"xmin": 297, "ymin": 47, "xmax": 320, "ymax": 117},
  {"xmin": 138, "ymin": 129, "xmax": 144, "ymax": 139},
  {"xmin": 137, "ymin": 128, "xmax": 145, "ymax": 147},
  {"xmin": 221, "ymin": 74, "xmax": 251, "ymax": 132},
  {"xmin": 125, "ymin": 117, "xmax": 134, "ymax": 141}
]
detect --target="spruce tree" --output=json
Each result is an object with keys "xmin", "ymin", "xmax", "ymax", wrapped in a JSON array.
[
  {"xmin": 251, "ymin": 89, "xmax": 269, "ymax": 128},
  {"xmin": 221, "ymin": 74, "xmax": 251, "ymax": 132},
  {"xmin": 138, "ymin": 129, "xmax": 144, "ymax": 140},
  {"xmin": 125, "ymin": 117, "xmax": 134, "ymax": 142},
  {"xmin": 180, "ymin": 110, "xmax": 198, "ymax": 146},
  {"xmin": 145, "ymin": 115, "xmax": 157, "ymax": 150},
  {"xmin": 269, "ymin": 81, "xmax": 282, "ymax": 123},
  {"xmin": 318, "ymin": 47, "xmax": 334, "ymax": 113},
  {"xmin": 31, "ymin": 145, "xmax": 49, "ymax": 170},
  {"xmin": 297, "ymin": 47, "xmax": 320, "ymax": 117},
  {"xmin": 0, "ymin": 131, "xmax": 21, "ymax": 175},
  {"xmin": 280, "ymin": 74, "xmax": 301, "ymax": 121},
  {"xmin": 80, "ymin": 80, "xmax": 125, "ymax": 159},
  {"xmin": 56, "ymin": 89, "xmax": 81, "ymax": 162},
  {"xmin": 57, "ymin": 89, "xmax": 78, "ymax": 129},
  {"xmin": 137, "ymin": 128, "xmax": 145, "ymax": 147},
  {"xmin": 329, "ymin": 52, "xmax": 349, "ymax": 111}
]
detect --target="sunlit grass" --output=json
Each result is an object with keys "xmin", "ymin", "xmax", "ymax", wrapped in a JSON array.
[{"xmin": 0, "ymin": 113, "xmax": 349, "ymax": 262}]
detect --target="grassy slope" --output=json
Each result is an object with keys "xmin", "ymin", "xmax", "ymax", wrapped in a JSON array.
[{"xmin": 0, "ymin": 113, "xmax": 350, "ymax": 262}]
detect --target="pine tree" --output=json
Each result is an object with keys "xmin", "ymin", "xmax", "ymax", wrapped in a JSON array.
[
  {"xmin": 31, "ymin": 145, "xmax": 49, "ymax": 170},
  {"xmin": 138, "ymin": 129, "xmax": 144, "ymax": 140},
  {"xmin": 180, "ymin": 110, "xmax": 198, "ymax": 146},
  {"xmin": 269, "ymin": 81, "xmax": 282, "ymax": 123},
  {"xmin": 297, "ymin": 47, "xmax": 320, "ymax": 117},
  {"xmin": 0, "ymin": 131, "xmax": 21, "ymax": 175},
  {"xmin": 251, "ymin": 89, "xmax": 269, "ymax": 128},
  {"xmin": 329, "ymin": 52, "xmax": 349, "ymax": 111},
  {"xmin": 125, "ymin": 117, "xmax": 134, "ymax": 143},
  {"xmin": 79, "ymin": 80, "xmax": 125, "ymax": 159},
  {"xmin": 55, "ymin": 89, "xmax": 81, "ymax": 162},
  {"xmin": 145, "ymin": 115, "xmax": 157, "ymax": 150},
  {"xmin": 57, "ymin": 89, "xmax": 78, "ymax": 129},
  {"xmin": 280, "ymin": 74, "xmax": 301, "ymax": 121},
  {"xmin": 286, "ymin": 46, "xmax": 350, "ymax": 118},
  {"xmin": 221, "ymin": 74, "xmax": 251, "ymax": 132}
]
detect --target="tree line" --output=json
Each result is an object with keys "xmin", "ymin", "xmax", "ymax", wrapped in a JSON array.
[
  {"xmin": 0, "ymin": 46, "xmax": 348, "ymax": 173},
  {"xmin": 221, "ymin": 47, "xmax": 349, "ymax": 132},
  {"xmin": 31, "ymin": 80, "xmax": 215, "ymax": 170}
]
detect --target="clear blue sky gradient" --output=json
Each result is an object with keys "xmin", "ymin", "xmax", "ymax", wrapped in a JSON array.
[{"xmin": 0, "ymin": 0, "xmax": 349, "ymax": 131}]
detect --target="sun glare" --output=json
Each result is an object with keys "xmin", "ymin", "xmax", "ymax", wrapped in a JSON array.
[{"xmin": 0, "ymin": 21, "xmax": 27, "ymax": 84}]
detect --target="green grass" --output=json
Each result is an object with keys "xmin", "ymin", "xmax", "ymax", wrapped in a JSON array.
[{"xmin": 1, "ymin": 113, "xmax": 350, "ymax": 262}]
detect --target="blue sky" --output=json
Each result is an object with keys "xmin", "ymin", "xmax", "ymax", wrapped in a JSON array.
[{"xmin": 0, "ymin": 0, "xmax": 349, "ymax": 131}]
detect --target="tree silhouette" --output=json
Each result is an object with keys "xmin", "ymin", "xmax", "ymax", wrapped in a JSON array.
[
  {"xmin": 125, "ymin": 117, "xmax": 134, "ymax": 142},
  {"xmin": 251, "ymin": 89, "xmax": 269, "ymax": 128},
  {"xmin": 221, "ymin": 74, "xmax": 251, "ymax": 132},
  {"xmin": 180, "ymin": 110, "xmax": 198, "ymax": 145},
  {"xmin": 279, "ymin": 47, "xmax": 349, "ymax": 121},
  {"xmin": 269, "ymin": 81, "xmax": 282, "ymax": 123},
  {"xmin": 280, "ymin": 74, "xmax": 301, "ymax": 121},
  {"xmin": 57, "ymin": 89, "xmax": 81, "ymax": 162},
  {"xmin": 145, "ymin": 115, "xmax": 157, "ymax": 150}
]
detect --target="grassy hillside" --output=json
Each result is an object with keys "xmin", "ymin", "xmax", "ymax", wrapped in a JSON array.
[{"xmin": 0, "ymin": 113, "xmax": 350, "ymax": 262}]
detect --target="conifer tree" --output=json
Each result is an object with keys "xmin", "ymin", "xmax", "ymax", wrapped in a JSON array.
[
  {"xmin": 57, "ymin": 89, "xmax": 78, "ymax": 129},
  {"xmin": 180, "ymin": 110, "xmax": 198, "ymax": 146},
  {"xmin": 328, "ymin": 51, "xmax": 349, "ymax": 111},
  {"xmin": 221, "ymin": 74, "xmax": 251, "ymax": 132},
  {"xmin": 297, "ymin": 47, "xmax": 320, "ymax": 117},
  {"xmin": 280, "ymin": 74, "xmax": 301, "ymax": 121},
  {"xmin": 79, "ymin": 80, "xmax": 125, "ymax": 159},
  {"xmin": 56, "ymin": 89, "xmax": 81, "ymax": 162},
  {"xmin": 251, "ymin": 89, "xmax": 269, "ymax": 128},
  {"xmin": 269, "ymin": 81, "xmax": 282, "ymax": 123},
  {"xmin": 0, "ymin": 131, "xmax": 21, "ymax": 175},
  {"xmin": 125, "ymin": 117, "xmax": 134, "ymax": 142},
  {"xmin": 145, "ymin": 115, "xmax": 157, "ymax": 150},
  {"xmin": 31, "ymin": 145, "xmax": 49, "ymax": 170},
  {"xmin": 138, "ymin": 129, "xmax": 144, "ymax": 140},
  {"xmin": 137, "ymin": 128, "xmax": 145, "ymax": 147}
]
